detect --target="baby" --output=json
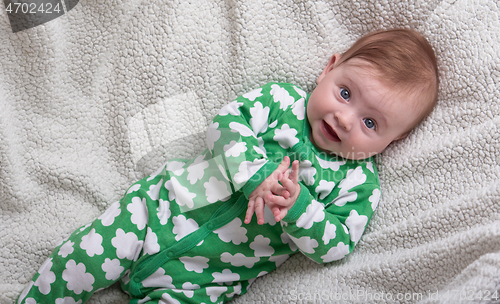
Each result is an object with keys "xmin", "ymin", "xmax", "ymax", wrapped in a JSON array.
[{"xmin": 18, "ymin": 28, "xmax": 438, "ymax": 304}]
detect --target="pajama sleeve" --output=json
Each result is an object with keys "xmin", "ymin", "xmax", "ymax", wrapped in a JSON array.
[
  {"xmin": 281, "ymin": 163, "xmax": 381, "ymax": 263},
  {"xmin": 206, "ymin": 82, "xmax": 304, "ymax": 198}
]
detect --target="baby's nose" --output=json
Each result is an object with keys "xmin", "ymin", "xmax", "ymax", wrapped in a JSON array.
[{"xmin": 335, "ymin": 112, "xmax": 352, "ymax": 131}]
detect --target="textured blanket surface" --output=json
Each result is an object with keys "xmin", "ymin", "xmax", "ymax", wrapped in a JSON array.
[{"xmin": 1, "ymin": 0, "xmax": 499, "ymax": 303}]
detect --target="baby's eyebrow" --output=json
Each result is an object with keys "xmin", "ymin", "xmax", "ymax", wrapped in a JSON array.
[
  {"xmin": 375, "ymin": 113, "xmax": 387, "ymax": 130},
  {"xmin": 367, "ymin": 106, "xmax": 387, "ymax": 130},
  {"xmin": 342, "ymin": 75, "xmax": 360, "ymax": 98}
]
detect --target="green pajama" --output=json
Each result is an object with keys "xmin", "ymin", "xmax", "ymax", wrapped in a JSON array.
[{"xmin": 18, "ymin": 83, "xmax": 380, "ymax": 304}]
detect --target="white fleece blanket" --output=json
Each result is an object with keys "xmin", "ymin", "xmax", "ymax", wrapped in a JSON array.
[{"xmin": 1, "ymin": 0, "xmax": 499, "ymax": 303}]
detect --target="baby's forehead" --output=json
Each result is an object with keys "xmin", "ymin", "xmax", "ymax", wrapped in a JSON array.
[{"xmin": 382, "ymin": 86, "xmax": 431, "ymax": 131}]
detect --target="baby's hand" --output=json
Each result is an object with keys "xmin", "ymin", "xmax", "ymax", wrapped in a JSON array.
[
  {"xmin": 245, "ymin": 157, "xmax": 291, "ymax": 225},
  {"xmin": 266, "ymin": 158, "xmax": 300, "ymax": 222}
]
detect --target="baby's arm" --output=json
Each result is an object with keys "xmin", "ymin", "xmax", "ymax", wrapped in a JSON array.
[{"xmin": 279, "ymin": 162, "xmax": 380, "ymax": 264}]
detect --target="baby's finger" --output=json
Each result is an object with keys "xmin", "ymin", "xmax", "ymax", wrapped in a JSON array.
[
  {"xmin": 255, "ymin": 197, "xmax": 265, "ymax": 225},
  {"xmin": 271, "ymin": 206, "xmax": 281, "ymax": 218},
  {"xmin": 290, "ymin": 160, "xmax": 300, "ymax": 182},
  {"xmin": 281, "ymin": 190, "xmax": 290, "ymax": 199},
  {"xmin": 245, "ymin": 199, "xmax": 256, "ymax": 224},
  {"xmin": 270, "ymin": 204, "xmax": 288, "ymax": 222},
  {"xmin": 266, "ymin": 192, "xmax": 289, "ymax": 206},
  {"xmin": 270, "ymin": 182, "xmax": 287, "ymax": 197},
  {"xmin": 274, "ymin": 208, "xmax": 289, "ymax": 222},
  {"xmin": 279, "ymin": 174, "xmax": 295, "ymax": 191},
  {"xmin": 279, "ymin": 167, "xmax": 299, "ymax": 194},
  {"xmin": 280, "ymin": 169, "xmax": 290, "ymax": 186},
  {"xmin": 276, "ymin": 156, "xmax": 291, "ymax": 174}
]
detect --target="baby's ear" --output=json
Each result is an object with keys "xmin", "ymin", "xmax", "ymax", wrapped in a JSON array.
[{"xmin": 317, "ymin": 53, "xmax": 341, "ymax": 84}]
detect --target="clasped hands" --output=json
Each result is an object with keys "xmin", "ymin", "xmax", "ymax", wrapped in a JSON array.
[{"xmin": 244, "ymin": 156, "xmax": 300, "ymax": 225}]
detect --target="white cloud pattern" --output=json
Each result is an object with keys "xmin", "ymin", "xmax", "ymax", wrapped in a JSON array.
[
  {"xmin": 249, "ymin": 102, "xmax": 269, "ymax": 135},
  {"xmin": 169, "ymin": 177, "xmax": 196, "ymax": 209},
  {"xmin": 58, "ymin": 241, "xmax": 74, "ymax": 258},
  {"xmin": 224, "ymin": 141, "xmax": 247, "ymax": 158},
  {"xmin": 212, "ymin": 269, "xmax": 240, "ymax": 285},
  {"xmin": 288, "ymin": 235, "xmax": 318, "ymax": 254},
  {"xmin": 144, "ymin": 227, "xmax": 160, "ymax": 255},
  {"xmin": 229, "ymin": 122, "xmax": 256, "ymax": 138},
  {"xmin": 127, "ymin": 183, "xmax": 141, "ymax": 193},
  {"xmin": 291, "ymin": 97, "xmax": 305, "ymax": 120},
  {"xmin": 242, "ymin": 88, "xmax": 263, "ymax": 101},
  {"xmin": 177, "ymin": 282, "xmax": 200, "ymax": 298},
  {"xmin": 172, "ymin": 215, "xmax": 200, "ymax": 242},
  {"xmin": 55, "ymin": 297, "xmax": 81, "ymax": 304},
  {"xmin": 320, "ymin": 242, "xmax": 350, "ymax": 262},
  {"xmin": 206, "ymin": 122, "xmax": 221, "ymax": 151},
  {"xmin": 111, "ymin": 229, "xmax": 143, "ymax": 261},
  {"xmin": 157, "ymin": 199, "xmax": 171, "ymax": 225},
  {"xmin": 232, "ymin": 159, "xmax": 267, "ymax": 185},
  {"xmin": 293, "ymin": 85, "xmax": 307, "ymax": 99},
  {"xmin": 214, "ymin": 217, "xmax": 248, "ymax": 245},
  {"xmin": 273, "ymin": 124, "xmax": 299, "ymax": 149},
  {"xmin": 250, "ymin": 235, "xmax": 275, "ymax": 257},
  {"xmin": 179, "ymin": 256, "xmax": 210, "ymax": 273},
  {"xmin": 62, "ymin": 260, "xmax": 94, "ymax": 294},
  {"xmin": 147, "ymin": 179, "xmax": 163, "ymax": 201},
  {"xmin": 298, "ymin": 160, "xmax": 316, "ymax": 186},
  {"xmin": 166, "ymin": 161, "xmax": 185, "ymax": 176},
  {"xmin": 221, "ymin": 252, "xmax": 259, "ymax": 268},
  {"xmin": 322, "ymin": 220, "xmax": 337, "ymax": 245},
  {"xmin": 204, "ymin": 176, "xmax": 231, "ymax": 203},
  {"xmin": 34, "ymin": 258, "xmax": 55, "ymax": 295},
  {"xmin": 219, "ymin": 100, "xmax": 244, "ymax": 116},
  {"xmin": 101, "ymin": 258, "xmax": 124, "ymax": 281},
  {"xmin": 80, "ymin": 229, "xmax": 104, "ymax": 257},
  {"xmin": 338, "ymin": 166, "xmax": 366, "ymax": 195},
  {"xmin": 187, "ymin": 155, "xmax": 209, "ymax": 184},
  {"xmin": 345, "ymin": 210, "xmax": 368, "ymax": 244},
  {"xmin": 296, "ymin": 200, "xmax": 325, "ymax": 229},
  {"xmin": 369, "ymin": 189, "xmax": 381, "ymax": 211},
  {"xmin": 98, "ymin": 201, "xmax": 121, "ymax": 227},
  {"xmin": 280, "ymin": 232, "xmax": 298, "ymax": 251},
  {"xmin": 270, "ymin": 84, "xmax": 295, "ymax": 110},
  {"xmin": 127, "ymin": 197, "xmax": 148, "ymax": 230},
  {"xmin": 146, "ymin": 162, "xmax": 167, "ymax": 182},
  {"xmin": 366, "ymin": 161, "xmax": 374, "ymax": 173},
  {"xmin": 206, "ymin": 286, "xmax": 228, "ymax": 303},
  {"xmin": 332, "ymin": 191, "xmax": 357, "ymax": 207},
  {"xmin": 142, "ymin": 267, "xmax": 174, "ymax": 289},
  {"xmin": 315, "ymin": 180, "xmax": 336, "ymax": 200},
  {"xmin": 160, "ymin": 293, "xmax": 181, "ymax": 304},
  {"xmin": 315, "ymin": 156, "xmax": 346, "ymax": 171}
]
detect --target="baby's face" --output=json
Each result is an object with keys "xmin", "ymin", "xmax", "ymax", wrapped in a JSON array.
[{"xmin": 307, "ymin": 56, "xmax": 419, "ymax": 160}]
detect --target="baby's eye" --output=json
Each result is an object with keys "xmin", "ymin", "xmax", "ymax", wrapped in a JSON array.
[
  {"xmin": 364, "ymin": 118, "xmax": 376, "ymax": 130},
  {"xmin": 340, "ymin": 88, "xmax": 350, "ymax": 101}
]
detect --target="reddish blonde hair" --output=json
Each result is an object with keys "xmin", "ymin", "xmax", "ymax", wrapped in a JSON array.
[{"xmin": 338, "ymin": 28, "xmax": 439, "ymax": 127}]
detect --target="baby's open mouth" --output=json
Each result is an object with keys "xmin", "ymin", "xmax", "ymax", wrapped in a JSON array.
[{"xmin": 322, "ymin": 120, "xmax": 341, "ymax": 142}]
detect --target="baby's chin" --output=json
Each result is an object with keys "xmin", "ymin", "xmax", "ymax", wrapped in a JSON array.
[{"xmin": 309, "ymin": 132, "xmax": 380, "ymax": 160}]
